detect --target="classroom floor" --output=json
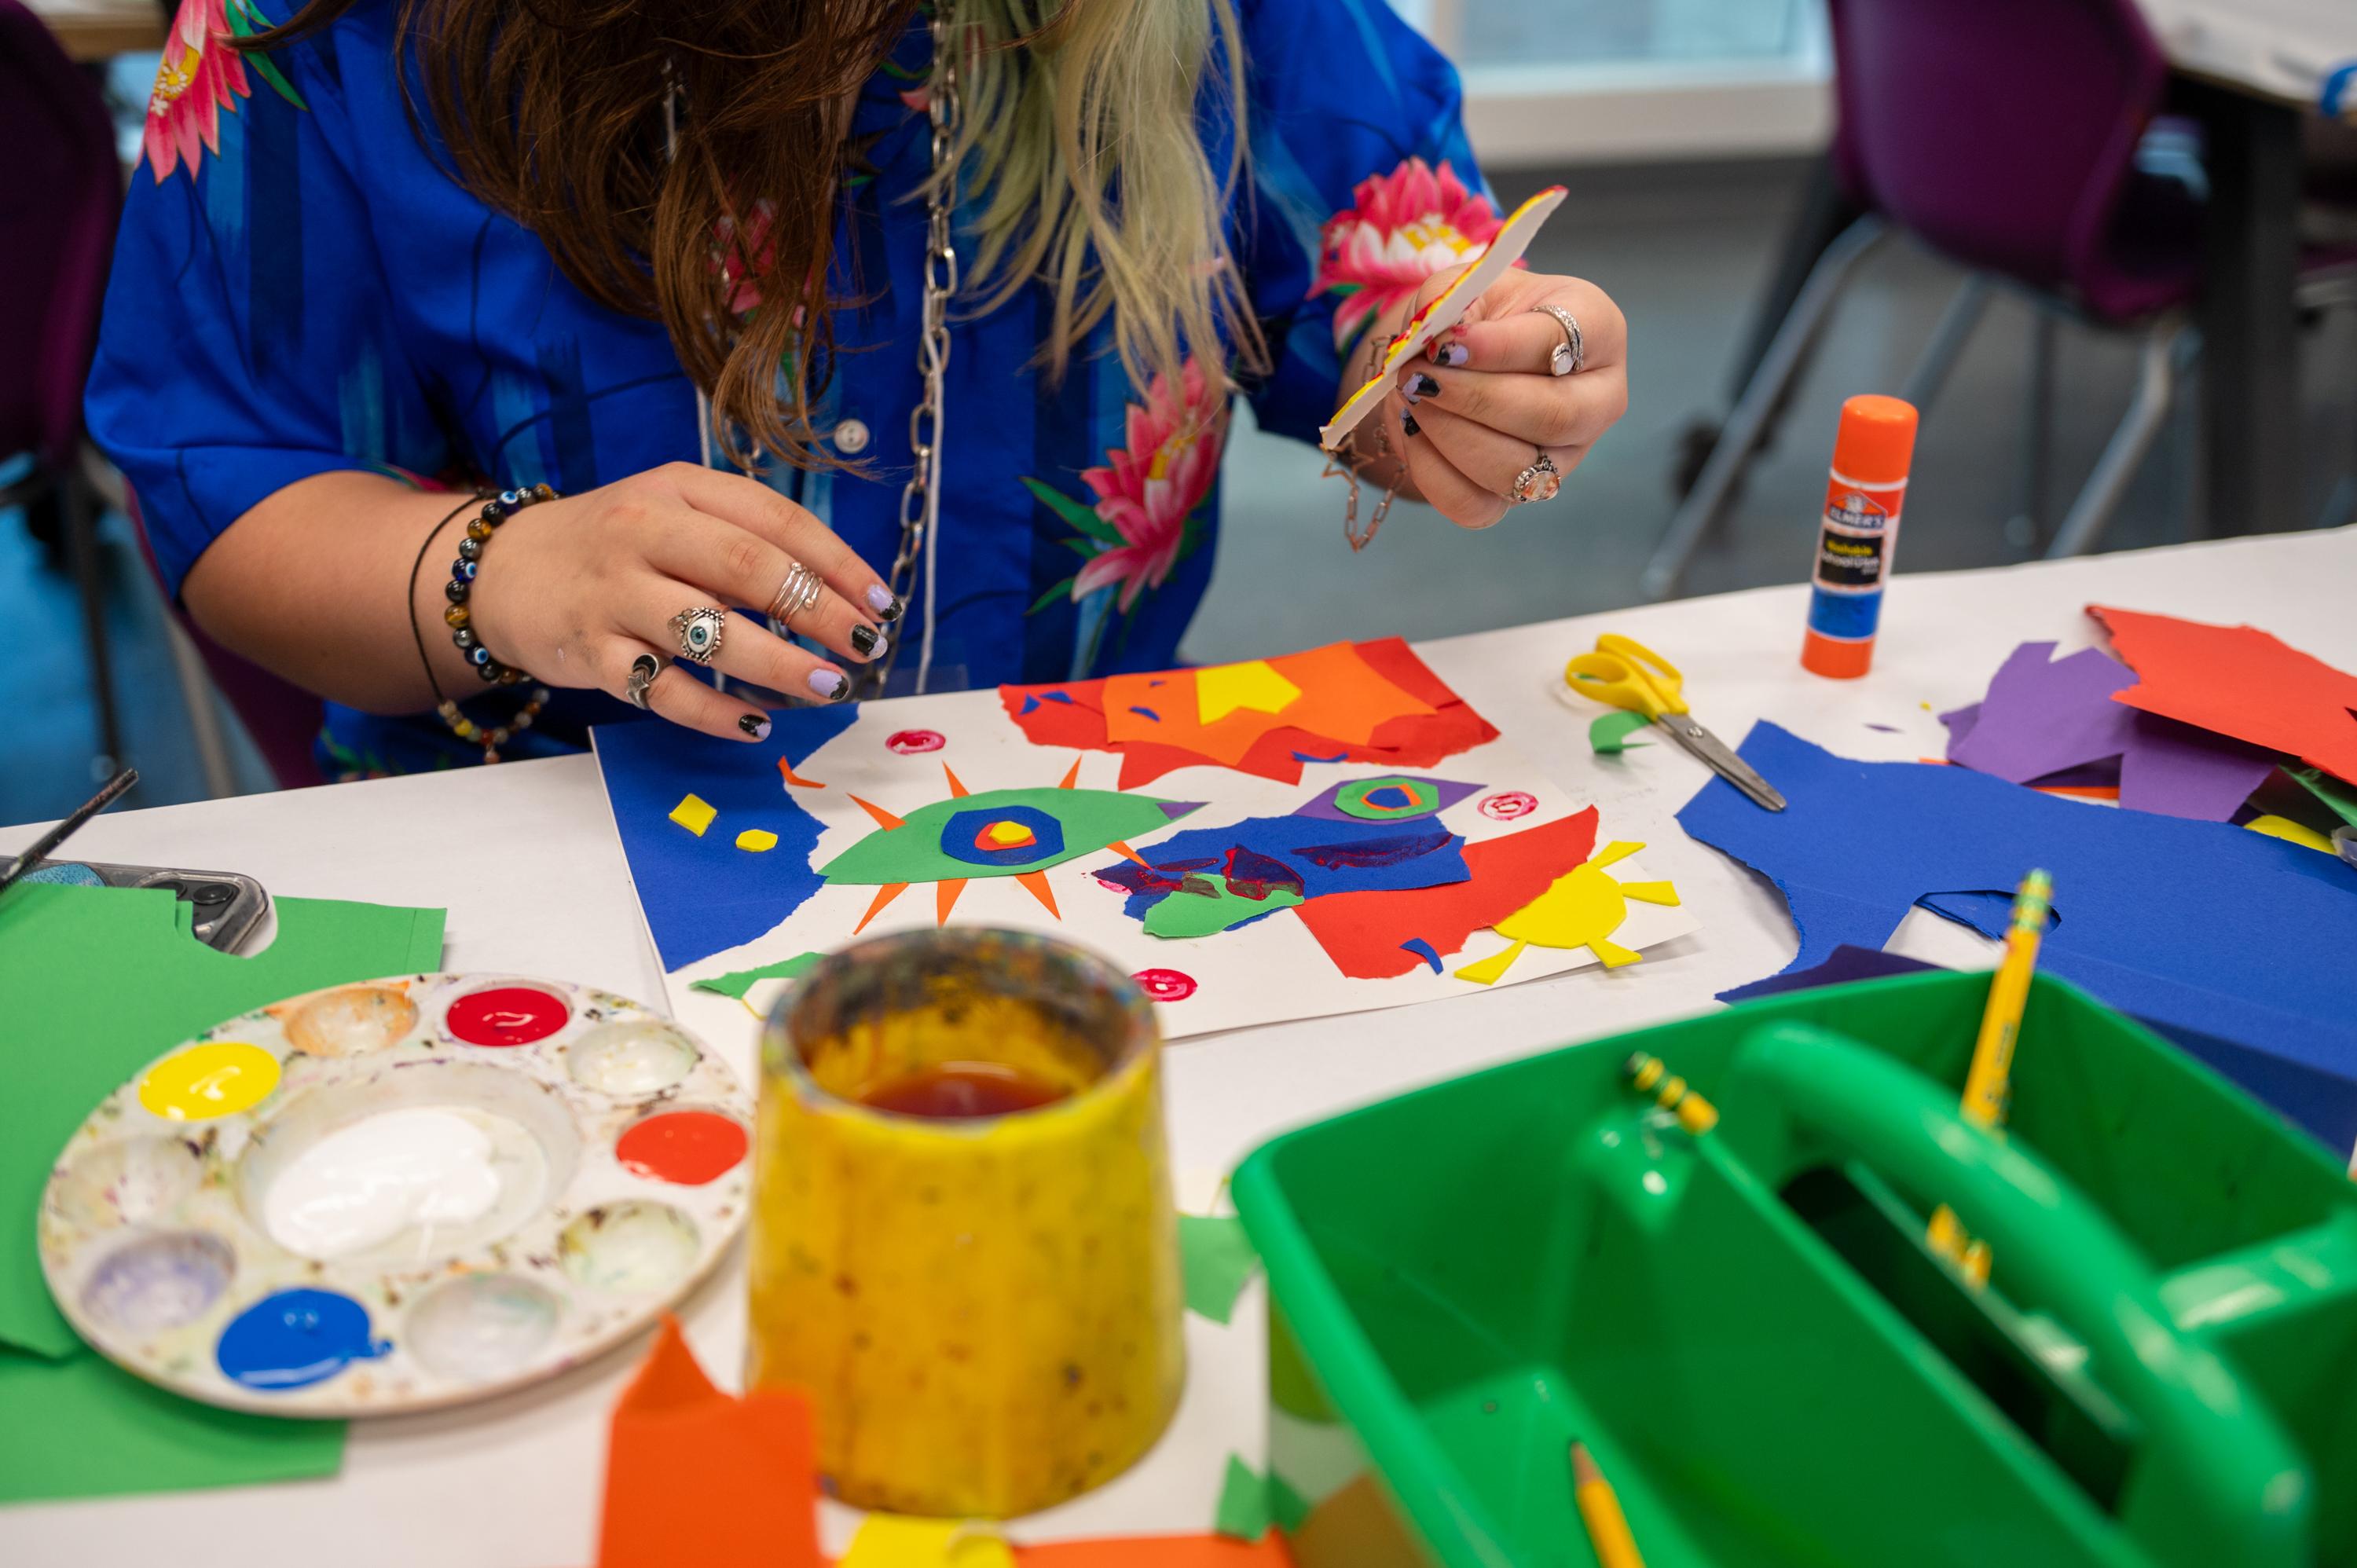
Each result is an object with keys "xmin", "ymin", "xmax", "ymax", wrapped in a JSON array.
[{"xmin": 7, "ymin": 158, "xmax": 2353, "ymax": 823}]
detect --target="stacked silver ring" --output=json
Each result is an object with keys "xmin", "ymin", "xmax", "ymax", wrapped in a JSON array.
[
  {"xmin": 625, "ymin": 654, "xmax": 662, "ymax": 710},
  {"xmin": 1534, "ymin": 304, "xmax": 1583, "ymax": 376},
  {"xmin": 768, "ymin": 560, "xmax": 823, "ymax": 628}
]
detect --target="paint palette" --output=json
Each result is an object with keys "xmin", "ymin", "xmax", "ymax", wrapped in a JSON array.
[{"xmin": 38, "ymin": 974, "xmax": 752, "ymax": 1417}]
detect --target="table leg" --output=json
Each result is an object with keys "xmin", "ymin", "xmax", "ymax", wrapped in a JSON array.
[{"xmin": 2191, "ymin": 82, "xmax": 2303, "ymax": 537}]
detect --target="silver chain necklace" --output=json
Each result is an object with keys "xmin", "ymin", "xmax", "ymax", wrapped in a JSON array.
[{"xmin": 866, "ymin": 0, "xmax": 960, "ymax": 698}]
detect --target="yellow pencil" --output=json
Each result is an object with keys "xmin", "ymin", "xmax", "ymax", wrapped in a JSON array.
[
  {"xmin": 1570, "ymin": 1440, "xmax": 1646, "ymax": 1568},
  {"xmin": 1927, "ymin": 868, "xmax": 2053, "ymax": 1283}
]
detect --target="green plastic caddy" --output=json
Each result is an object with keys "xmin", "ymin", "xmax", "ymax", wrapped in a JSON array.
[{"xmin": 1232, "ymin": 971, "xmax": 2357, "ymax": 1567}]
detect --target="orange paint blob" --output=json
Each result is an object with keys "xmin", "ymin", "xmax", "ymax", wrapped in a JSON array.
[{"xmin": 616, "ymin": 1111, "xmax": 750, "ymax": 1186}]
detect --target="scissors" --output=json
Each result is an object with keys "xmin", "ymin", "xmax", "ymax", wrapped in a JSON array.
[{"xmin": 1565, "ymin": 635, "xmax": 1786, "ymax": 811}]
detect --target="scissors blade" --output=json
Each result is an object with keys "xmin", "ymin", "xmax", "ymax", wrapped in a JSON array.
[{"xmin": 1657, "ymin": 715, "xmax": 1786, "ymax": 811}]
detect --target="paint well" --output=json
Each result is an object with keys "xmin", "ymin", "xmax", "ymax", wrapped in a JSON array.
[
  {"xmin": 445, "ymin": 985, "xmax": 570, "ymax": 1048},
  {"xmin": 262, "ymin": 1107, "xmax": 504, "ymax": 1259},
  {"xmin": 403, "ymin": 1273, "xmax": 561, "ymax": 1383},
  {"xmin": 216, "ymin": 1288, "xmax": 389, "ymax": 1390},
  {"xmin": 559, "ymin": 1203, "xmax": 700, "ymax": 1294},
  {"xmin": 282, "ymin": 984, "xmax": 418, "ymax": 1057},
  {"xmin": 566, "ymin": 1021, "xmax": 699, "ymax": 1096},
  {"xmin": 52, "ymin": 1135, "xmax": 203, "ymax": 1229},
  {"xmin": 138, "ymin": 1042, "xmax": 281, "ymax": 1121},
  {"xmin": 81, "ymin": 1231, "xmax": 236, "ymax": 1332},
  {"xmin": 614, "ymin": 1111, "xmax": 748, "ymax": 1186}
]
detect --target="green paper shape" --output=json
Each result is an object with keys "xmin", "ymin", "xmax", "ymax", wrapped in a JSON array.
[
  {"xmin": 0, "ymin": 1347, "xmax": 346, "ymax": 1504},
  {"xmin": 1334, "ymin": 775, "xmax": 1442, "ymax": 820},
  {"xmin": 688, "ymin": 951, "xmax": 826, "ymax": 1002},
  {"xmin": 1142, "ymin": 876, "xmax": 1305, "ymax": 940},
  {"xmin": 1270, "ymin": 1471, "xmax": 1312, "ymax": 1534},
  {"xmin": 1213, "ymin": 1453, "xmax": 1271, "ymax": 1541},
  {"xmin": 821, "ymin": 786, "xmax": 1196, "ymax": 886},
  {"xmin": 1178, "ymin": 1213, "xmax": 1261, "ymax": 1324},
  {"xmin": 2289, "ymin": 767, "xmax": 2357, "ymax": 830},
  {"xmin": 1589, "ymin": 710, "xmax": 1652, "ymax": 754},
  {"xmin": 0, "ymin": 884, "xmax": 445, "ymax": 1362}
]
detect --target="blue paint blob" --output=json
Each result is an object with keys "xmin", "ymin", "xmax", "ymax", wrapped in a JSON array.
[
  {"xmin": 939, "ymin": 804, "xmax": 1069, "ymax": 868},
  {"xmin": 1365, "ymin": 785, "xmax": 1413, "ymax": 810},
  {"xmin": 1291, "ymin": 750, "xmax": 1349, "ymax": 764},
  {"xmin": 1039, "ymin": 691, "xmax": 1075, "ymax": 705},
  {"xmin": 1401, "ymin": 938, "xmax": 1444, "ymax": 974},
  {"xmin": 1019, "ymin": 694, "xmax": 1042, "ymax": 716},
  {"xmin": 1128, "ymin": 705, "xmax": 1161, "ymax": 723},
  {"xmin": 217, "ymin": 1288, "xmax": 390, "ymax": 1391}
]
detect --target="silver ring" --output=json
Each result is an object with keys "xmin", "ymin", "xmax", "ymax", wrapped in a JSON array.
[
  {"xmin": 1509, "ymin": 452, "xmax": 1563, "ymax": 504},
  {"xmin": 1534, "ymin": 304, "xmax": 1583, "ymax": 376},
  {"xmin": 669, "ymin": 606, "xmax": 727, "ymax": 665},
  {"xmin": 768, "ymin": 560, "xmax": 823, "ymax": 628},
  {"xmin": 625, "ymin": 654, "xmax": 662, "ymax": 710}
]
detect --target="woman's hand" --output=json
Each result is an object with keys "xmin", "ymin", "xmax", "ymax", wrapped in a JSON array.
[
  {"xmin": 1361, "ymin": 264, "xmax": 1629, "ymax": 529},
  {"xmin": 466, "ymin": 462, "xmax": 900, "ymax": 741}
]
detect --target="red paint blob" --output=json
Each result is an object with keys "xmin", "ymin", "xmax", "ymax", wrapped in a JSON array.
[
  {"xmin": 445, "ymin": 986, "xmax": 570, "ymax": 1047},
  {"xmin": 885, "ymin": 729, "xmax": 946, "ymax": 754},
  {"xmin": 1133, "ymin": 967, "xmax": 1197, "ymax": 1002},
  {"xmin": 615, "ymin": 1111, "xmax": 750, "ymax": 1185},
  {"xmin": 1478, "ymin": 790, "xmax": 1539, "ymax": 821},
  {"xmin": 857, "ymin": 1064, "xmax": 1070, "ymax": 1119}
]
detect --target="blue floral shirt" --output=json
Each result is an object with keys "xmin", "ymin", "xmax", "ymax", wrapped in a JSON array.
[{"xmin": 89, "ymin": 0, "xmax": 1490, "ymax": 777}]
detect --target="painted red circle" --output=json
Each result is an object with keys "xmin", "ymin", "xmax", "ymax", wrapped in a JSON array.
[
  {"xmin": 445, "ymin": 986, "xmax": 570, "ymax": 1047},
  {"xmin": 1478, "ymin": 790, "xmax": 1539, "ymax": 821},
  {"xmin": 615, "ymin": 1111, "xmax": 750, "ymax": 1186},
  {"xmin": 885, "ymin": 729, "xmax": 945, "ymax": 754},
  {"xmin": 1133, "ymin": 968, "xmax": 1197, "ymax": 1002}
]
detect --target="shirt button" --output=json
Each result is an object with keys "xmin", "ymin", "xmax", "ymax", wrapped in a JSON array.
[{"xmin": 831, "ymin": 418, "xmax": 871, "ymax": 455}]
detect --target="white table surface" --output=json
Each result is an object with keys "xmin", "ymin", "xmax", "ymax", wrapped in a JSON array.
[
  {"xmin": 6, "ymin": 525, "xmax": 2353, "ymax": 1568},
  {"xmin": 2140, "ymin": 0, "xmax": 2357, "ymax": 107}
]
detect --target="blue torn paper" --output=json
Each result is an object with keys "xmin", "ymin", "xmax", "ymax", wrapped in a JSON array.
[
  {"xmin": 1094, "ymin": 811, "xmax": 1471, "ymax": 929},
  {"xmin": 592, "ymin": 704, "xmax": 860, "ymax": 970},
  {"xmin": 1678, "ymin": 722, "xmax": 2357, "ymax": 1086}
]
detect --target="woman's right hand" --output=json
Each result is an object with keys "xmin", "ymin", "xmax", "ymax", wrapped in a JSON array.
[{"xmin": 464, "ymin": 462, "xmax": 900, "ymax": 742}]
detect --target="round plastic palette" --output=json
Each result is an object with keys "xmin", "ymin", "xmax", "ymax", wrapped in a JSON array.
[{"xmin": 38, "ymin": 973, "xmax": 751, "ymax": 1417}]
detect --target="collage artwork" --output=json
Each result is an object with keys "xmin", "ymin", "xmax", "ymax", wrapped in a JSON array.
[{"xmin": 593, "ymin": 639, "xmax": 1698, "ymax": 1041}]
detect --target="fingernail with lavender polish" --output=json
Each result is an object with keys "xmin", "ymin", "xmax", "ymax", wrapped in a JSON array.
[
  {"xmin": 850, "ymin": 624, "xmax": 882, "ymax": 658},
  {"xmin": 866, "ymin": 584, "xmax": 904, "ymax": 623},
  {"xmin": 739, "ymin": 713, "xmax": 772, "ymax": 740},
  {"xmin": 808, "ymin": 669, "xmax": 848, "ymax": 702},
  {"xmin": 1428, "ymin": 340, "xmax": 1468, "ymax": 368},
  {"xmin": 1401, "ymin": 409, "xmax": 1421, "ymax": 438}
]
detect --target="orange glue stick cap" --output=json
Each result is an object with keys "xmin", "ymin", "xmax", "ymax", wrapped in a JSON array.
[{"xmin": 1831, "ymin": 394, "xmax": 1919, "ymax": 484}]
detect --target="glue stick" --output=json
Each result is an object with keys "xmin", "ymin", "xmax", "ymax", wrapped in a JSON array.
[{"xmin": 1801, "ymin": 394, "xmax": 1919, "ymax": 679}]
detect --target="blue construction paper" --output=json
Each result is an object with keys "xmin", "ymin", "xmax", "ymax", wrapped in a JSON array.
[
  {"xmin": 1717, "ymin": 943, "xmax": 2357, "ymax": 1156},
  {"xmin": 1094, "ymin": 811, "xmax": 1470, "ymax": 929},
  {"xmin": 1677, "ymin": 722, "xmax": 2357, "ymax": 1085},
  {"xmin": 592, "ymin": 705, "xmax": 860, "ymax": 970}
]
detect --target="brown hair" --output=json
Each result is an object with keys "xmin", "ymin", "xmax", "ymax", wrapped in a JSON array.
[{"xmin": 247, "ymin": 0, "xmax": 1255, "ymax": 474}]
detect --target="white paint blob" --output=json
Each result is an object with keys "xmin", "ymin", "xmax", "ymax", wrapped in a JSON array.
[{"xmin": 263, "ymin": 1108, "xmax": 504, "ymax": 1259}]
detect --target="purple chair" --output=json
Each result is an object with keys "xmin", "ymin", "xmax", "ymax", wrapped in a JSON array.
[
  {"xmin": 0, "ymin": 0, "xmax": 124, "ymax": 768},
  {"xmin": 1642, "ymin": 0, "xmax": 2357, "ymax": 595}
]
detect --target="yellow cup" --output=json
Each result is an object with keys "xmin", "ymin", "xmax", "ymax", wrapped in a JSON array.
[{"xmin": 746, "ymin": 929, "xmax": 1184, "ymax": 1517}]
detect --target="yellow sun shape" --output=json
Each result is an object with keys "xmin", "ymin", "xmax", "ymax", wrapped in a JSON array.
[{"xmin": 1454, "ymin": 840, "xmax": 1681, "ymax": 984}]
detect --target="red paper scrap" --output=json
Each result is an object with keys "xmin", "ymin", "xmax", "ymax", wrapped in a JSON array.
[
  {"xmin": 1292, "ymin": 808, "xmax": 1600, "ymax": 979},
  {"xmin": 597, "ymin": 1317, "xmax": 820, "ymax": 1568},
  {"xmin": 2092, "ymin": 606, "xmax": 2357, "ymax": 786}
]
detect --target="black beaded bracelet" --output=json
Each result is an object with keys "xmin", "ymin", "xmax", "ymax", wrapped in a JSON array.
[{"xmin": 442, "ymin": 483, "xmax": 556, "ymax": 684}]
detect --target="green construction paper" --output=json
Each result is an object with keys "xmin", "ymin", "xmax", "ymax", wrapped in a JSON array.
[
  {"xmin": 1270, "ymin": 1471, "xmax": 1311, "ymax": 1534},
  {"xmin": 1142, "ymin": 877, "xmax": 1305, "ymax": 940},
  {"xmin": 2289, "ymin": 767, "xmax": 2357, "ymax": 830},
  {"xmin": 0, "ymin": 1346, "xmax": 346, "ymax": 1504},
  {"xmin": 1178, "ymin": 1214, "xmax": 1261, "ymax": 1325},
  {"xmin": 819, "ymin": 783, "xmax": 1195, "ymax": 886},
  {"xmin": 1589, "ymin": 711, "xmax": 1652, "ymax": 754},
  {"xmin": 1213, "ymin": 1454, "xmax": 1271, "ymax": 1541},
  {"xmin": 0, "ymin": 883, "xmax": 445, "ymax": 1362},
  {"xmin": 687, "ymin": 950, "xmax": 826, "ymax": 1002}
]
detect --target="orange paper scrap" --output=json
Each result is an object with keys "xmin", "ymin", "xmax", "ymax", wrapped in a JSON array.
[
  {"xmin": 1017, "ymin": 1534, "xmax": 1294, "ymax": 1566},
  {"xmin": 597, "ymin": 1317, "xmax": 820, "ymax": 1568},
  {"xmin": 2092, "ymin": 605, "xmax": 2357, "ymax": 786}
]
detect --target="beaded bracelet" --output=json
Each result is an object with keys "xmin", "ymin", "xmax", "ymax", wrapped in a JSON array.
[{"xmin": 442, "ymin": 484, "xmax": 556, "ymax": 684}]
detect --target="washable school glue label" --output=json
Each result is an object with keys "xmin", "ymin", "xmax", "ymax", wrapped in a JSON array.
[{"xmin": 1805, "ymin": 470, "xmax": 1908, "ymax": 643}]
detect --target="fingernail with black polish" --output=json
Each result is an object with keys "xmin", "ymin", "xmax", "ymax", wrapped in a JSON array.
[
  {"xmin": 1401, "ymin": 409, "xmax": 1421, "ymax": 438},
  {"xmin": 1409, "ymin": 373, "xmax": 1442, "ymax": 401},
  {"xmin": 866, "ymin": 584, "xmax": 904, "ymax": 623},
  {"xmin": 850, "ymin": 624, "xmax": 882, "ymax": 658},
  {"xmin": 740, "ymin": 713, "xmax": 772, "ymax": 740},
  {"xmin": 808, "ymin": 669, "xmax": 849, "ymax": 702},
  {"xmin": 1429, "ymin": 340, "xmax": 1468, "ymax": 368}
]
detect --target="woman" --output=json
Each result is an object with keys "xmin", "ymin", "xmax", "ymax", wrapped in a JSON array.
[{"xmin": 90, "ymin": 0, "xmax": 1627, "ymax": 775}]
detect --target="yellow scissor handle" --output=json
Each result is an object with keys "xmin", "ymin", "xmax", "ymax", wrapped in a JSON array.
[{"xmin": 1564, "ymin": 634, "xmax": 1689, "ymax": 720}]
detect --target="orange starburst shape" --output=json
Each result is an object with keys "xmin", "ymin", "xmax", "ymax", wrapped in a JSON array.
[{"xmin": 1453, "ymin": 840, "xmax": 1681, "ymax": 984}]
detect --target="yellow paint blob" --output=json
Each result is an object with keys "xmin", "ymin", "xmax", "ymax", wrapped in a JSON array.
[
  {"xmin": 2246, "ymin": 815, "xmax": 2336, "ymax": 854},
  {"xmin": 735, "ymin": 828, "xmax": 779, "ymax": 852},
  {"xmin": 840, "ymin": 1516, "xmax": 1013, "ymax": 1567},
  {"xmin": 983, "ymin": 820, "xmax": 1034, "ymax": 848},
  {"xmin": 669, "ymin": 794, "xmax": 717, "ymax": 837},
  {"xmin": 1456, "ymin": 840, "xmax": 1682, "ymax": 986},
  {"xmin": 1196, "ymin": 659, "xmax": 1303, "ymax": 724},
  {"xmin": 138, "ymin": 1042, "xmax": 281, "ymax": 1121}
]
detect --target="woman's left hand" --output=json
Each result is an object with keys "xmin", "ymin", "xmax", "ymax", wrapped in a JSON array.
[{"xmin": 1370, "ymin": 264, "xmax": 1629, "ymax": 529}]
